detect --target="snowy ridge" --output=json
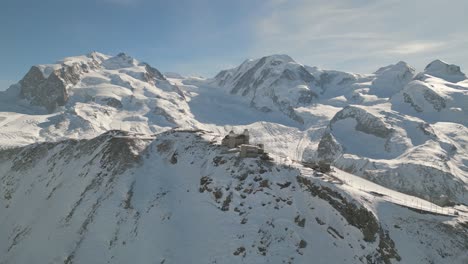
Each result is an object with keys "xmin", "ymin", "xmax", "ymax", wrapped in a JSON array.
[
  {"xmin": 0, "ymin": 52, "xmax": 468, "ymax": 263},
  {"xmin": 212, "ymin": 55, "xmax": 318, "ymax": 124},
  {"xmin": 0, "ymin": 130, "xmax": 467, "ymax": 263},
  {"xmin": 423, "ymin": 59, "xmax": 467, "ymax": 83}
]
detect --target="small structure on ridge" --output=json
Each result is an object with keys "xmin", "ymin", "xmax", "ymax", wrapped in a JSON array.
[
  {"xmin": 222, "ymin": 129, "xmax": 250, "ymax": 148},
  {"xmin": 221, "ymin": 129, "xmax": 266, "ymax": 158}
]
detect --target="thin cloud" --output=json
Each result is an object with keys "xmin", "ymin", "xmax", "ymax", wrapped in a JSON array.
[
  {"xmin": 251, "ymin": 0, "xmax": 468, "ymax": 73},
  {"xmin": 389, "ymin": 42, "xmax": 446, "ymax": 55}
]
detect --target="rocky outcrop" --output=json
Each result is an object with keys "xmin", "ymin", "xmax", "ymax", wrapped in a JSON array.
[
  {"xmin": 336, "ymin": 154, "xmax": 467, "ymax": 206},
  {"xmin": 330, "ymin": 106, "xmax": 393, "ymax": 138},
  {"xmin": 1, "ymin": 129, "xmax": 467, "ymax": 263},
  {"xmin": 17, "ymin": 52, "xmax": 105, "ymax": 112},
  {"xmin": 141, "ymin": 63, "xmax": 166, "ymax": 82},
  {"xmin": 296, "ymin": 176, "xmax": 402, "ymax": 263},
  {"xmin": 15, "ymin": 52, "xmax": 186, "ymax": 113},
  {"xmin": 101, "ymin": 52, "xmax": 138, "ymax": 70},
  {"xmin": 269, "ymin": 94, "xmax": 307, "ymax": 124},
  {"xmin": 398, "ymin": 81, "xmax": 447, "ymax": 113},
  {"xmin": 19, "ymin": 63, "xmax": 85, "ymax": 112},
  {"xmin": 101, "ymin": 97, "xmax": 123, "ymax": 109},
  {"xmin": 317, "ymin": 132, "xmax": 342, "ymax": 163},
  {"xmin": 154, "ymin": 106, "xmax": 177, "ymax": 124}
]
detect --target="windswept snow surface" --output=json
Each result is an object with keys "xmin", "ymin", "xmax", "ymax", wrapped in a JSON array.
[{"xmin": 0, "ymin": 52, "xmax": 468, "ymax": 263}]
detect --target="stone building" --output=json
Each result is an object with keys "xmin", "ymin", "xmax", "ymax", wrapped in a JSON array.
[
  {"xmin": 221, "ymin": 129, "xmax": 266, "ymax": 158},
  {"xmin": 221, "ymin": 129, "xmax": 250, "ymax": 148},
  {"xmin": 239, "ymin": 144, "xmax": 264, "ymax": 158}
]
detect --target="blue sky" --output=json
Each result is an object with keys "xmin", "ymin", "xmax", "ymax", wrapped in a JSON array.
[{"xmin": 1, "ymin": 0, "xmax": 468, "ymax": 89}]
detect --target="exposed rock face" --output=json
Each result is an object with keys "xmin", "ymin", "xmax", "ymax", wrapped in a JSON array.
[
  {"xmin": 101, "ymin": 97, "xmax": 123, "ymax": 109},
  {"xmin": 330, "ymin": 106, "xmax": 393, "ymax": 138},
  {"xmin": 17, "ymin": 53, "xmax": 105, "ymax": 112},
  {"xmin": 3, "ymin": 130, "xmax": 465, "ymax": 263},
  {"xmin": 381, "ymin": 163, "xmax": 464, "ymax": 206},
  {"xmin": 270, "ymin": 94, "xmax": 307, "ymax": 124},
  {"xmin": 315, "ymin": 101, "xmax": 468, "ymax": 205},
  {"xmin": 297, "ymin": 177, "xmax": 381, "ymax": 243},
  {"xmin": 1, "ymin": 50, "xmax": 468, "ymax": 263},
  {"xmin": 14, "ymin": 52, "xmax": 185, "ymax": 113},
  {"xmin": 399, "ymin": 81, "xmax": 447, "ymax": 113},
  {"xmin": 213, "ymin": 55, "xmax": 318, "ymax": 123},
  {"xmin": 19, "ymin": 64, "xmax": 83, "ymax": 112},
  {"xmin": 423, "ymin": 59, "xmax": 466, "ymax": 83},
  {"xmin": 317, "ymin": 132, "xmax": 342, "ymax": 163},
  {"xmin": 154, "ymin": 106, "xmax": 176, "ymax": 124},
  {"xmin": 141, "ymin": 63, "xmax": 166, "ymax": 82},
  {"xmin": 217, "ymin": 55, "xmax": 317, "ymax": 98},
  {"xmin": 101, "ymin": 52, "xmax": 138, "ymax": 70},
  {"xmin": 316, "ymin": 106, "xmax": 402, "ymax": 163}
]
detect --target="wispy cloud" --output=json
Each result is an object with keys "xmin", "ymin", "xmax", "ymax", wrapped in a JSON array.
[
  {"xmin": 250, "ymin": 0, "xmax": 468, "ymax": 72},
  {"xmin": 388, "ymin": 42, "xmax": 446, "ymax": 55}
]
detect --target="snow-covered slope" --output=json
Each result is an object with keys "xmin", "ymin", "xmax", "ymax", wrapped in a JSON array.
[
  {"xmin": 0, "ymin": 52, "xmax": 195, "ymax": 146},
  {"xmin": 305, "ymin": 61, "xmax": 414, "ymax": 103},
  {"xmin": 1, "ymin": 52, "xmax": 468, "ymax": 263},
  {"xmin": 1, "ymin": 130, "xmax": 467, "ymax": 263},
  {"xmin": 209, "ymin": 56, "xmax": 415, "ymax": 126},
  {"xmin": 370, "ymin": 61, "xmax": 416, "ymax": 98},
  {"xmin": 207, "ymin": 55, "xmax": 468, "ymax": 205},
  {"xmin": 212, "ymin": 55, "xmax": 319, "ymax": 124},
  {"xmin": 391, "ymin": 77, "xmax": 468, "ymax": 125},
  {"xmin": 14, "ymin": 52, "xmax": 184, "ymax": 114},
  {"xmin": 422, "ymin": 59, "xmax": 467, "ymax": 83}
]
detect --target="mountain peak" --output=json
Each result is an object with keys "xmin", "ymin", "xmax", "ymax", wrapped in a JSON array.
[
  {"xmin": 212, "ymin": 54, "xmax": 316, "ymax": 124},
  {"xmin": 423, "ymin": 59, "xmax": 466, "ymax": 82},
  {"xmin": 86, "ymin": 51, "xmax": 109, "ymax": 62},
  {"xmin": 12, "ymin": 52, "xmax": 182, "ymax": 113},
  {"xmin": 263, "ymin": 54, "xmax": 295, "ymax": 64},
  {"xmin": 374, "ymin": 61, "xmax": 414, "ymax": 75},
  {"xmin": 101, "ymin": 52, "xmax": 138, "ymax": 70},
  {"xmin": 425, "ymin": 59, "xmax": 450, "ymax": 69},
  {"xmin": 235, "ymin": 54, "xmax": 297, "ymax": 73}
]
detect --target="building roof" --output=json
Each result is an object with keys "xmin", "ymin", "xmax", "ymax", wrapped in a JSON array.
[{"xmin": 223, "ymin": 134, "xmax": 247, "ymax": 139}]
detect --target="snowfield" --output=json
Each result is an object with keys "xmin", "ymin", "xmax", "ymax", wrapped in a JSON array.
[
  {"xmin": 0, "ymin": 52, "xmax": 467, "ymax": 263},
  {"xmin": 1, "ymin": 130, "xmax": 467, "ymax": 263}
]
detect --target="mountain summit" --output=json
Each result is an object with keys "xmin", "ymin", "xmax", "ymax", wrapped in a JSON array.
[
  {"xmin": 0, "ymin": 52, "xmax": 467, "ymax": 264},
  {"xmin": 213, "ymin": 54, "xmax": 317, "ymax": 123},
  {"xmin": 423, "ymin": 59, "xmax": 467, "ymax": 82},
  {"xmin": 13, "ymin": 52, "xmax": 180, "ymax": 113}
]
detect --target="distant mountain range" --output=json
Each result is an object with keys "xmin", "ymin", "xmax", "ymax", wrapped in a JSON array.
[{"xmin": 0, "ymin": 52, "xmax": 467, "ymax": 263}]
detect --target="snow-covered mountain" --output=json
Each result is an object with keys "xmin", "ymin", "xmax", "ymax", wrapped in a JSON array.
[
  {"xmin": 422, "ymin": 59, "xmax": 467, "ymax": 83},
  {"xmin": 306, "ymin": 60, "xmax": 415, "ymax": 100},
  {"xmin": 1, "ymin": 130, "xmax": 467, "ymax": 263},
  {"xmin": 0, "ymin": 52, "xmax": 194, "ymax": 146},
  {"xmin": 212, "ymin": 54, "xmax": 319, "ymax": 124},
  {"xmin": 1, "ymin": 52, "xmax": 467, "ymax": 263}
]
